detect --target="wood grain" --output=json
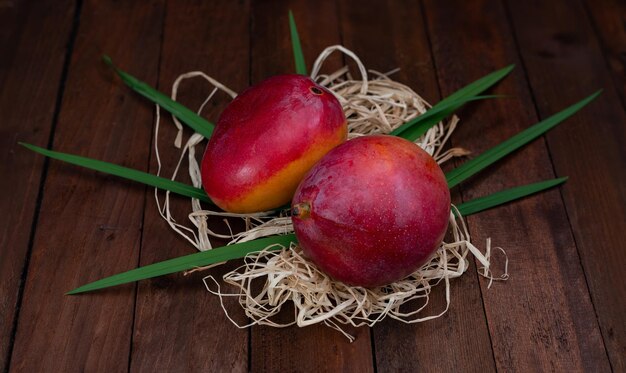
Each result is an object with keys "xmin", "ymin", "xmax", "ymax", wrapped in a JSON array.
[
  {"xmin": 2, "ymin": 1, "xmax": 623, "ymax": 370},
  {"xmin": 129, "ymin": 1, "xmax": 251, "ymax": 372},
  {"xmin": 8, "ymin": 1, "xmax": 165, "ymax": 371},
  {"xmin": 506, "ymin": 0, "xmax": 626, "ymax": 369},
  {"xmin": 249, "ymin": 1, "xmax": 374, "ymax": 372},
  {"xmin": 584, "ymin": 0, "xmax": 626, "ymax": 109},
  {"xmin": 337, "ymin": 1, "xmax": 497, "ymax": 371},
  {"xmin": 423, "ymin": 0, "xmax": 611, "ymax": 371},
  {"xmin": 0, "ymin": 0, "xmax": 75, "ymax": 370}
]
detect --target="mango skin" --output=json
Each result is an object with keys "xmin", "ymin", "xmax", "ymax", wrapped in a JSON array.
[
  {"xmin": 201, "ymin": 74, "xmax": 347, "ymax": 213},
  {"xmin": 291, "ymin": 135, "xmax": 450, "ymax": 287}
]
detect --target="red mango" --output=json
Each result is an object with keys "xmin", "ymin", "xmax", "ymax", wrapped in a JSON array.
[
  {"xmin": 201, "ymin": 75, "xmax": 347, "ymax": 213},
  {"xmin": 291, "ymin": 135, "xmax": 451, "ymax": 287}
]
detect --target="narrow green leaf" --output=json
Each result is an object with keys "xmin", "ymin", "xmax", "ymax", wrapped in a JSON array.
[
  {"xmin": 438, "ymin": 64, "xmax": 514, "ymax": 106},
  {"xmin": 103, "ymin": 56, "xmax": 214, "ymax": 139},
  {"xmin": 67, "ymin": 234, "xmax": 297, "ymax": 294},
  {"xmin": 446, "ymin": 90, "xmax": 602, "ymax": 188},
  {"xmin": 64, "ymin": 176, "xmax": 568, "ymax": 294},
  {"xmin": 456, "ymin": 177, "xmax": 568, "ymax": 216},
  {"xmin": 392, "ymin": 95, "xmax": 501, "ymax": 141},
  {"xmin": 21, "ymin": 142, "xmax": 212, "ymax": 203},
  {"xmin": 288, "ymin": 10, "xmax": 307, "ymax": 75},
  {"xmin": 390, "ymin": 65, "xmax": 514, "ymax": 140}
]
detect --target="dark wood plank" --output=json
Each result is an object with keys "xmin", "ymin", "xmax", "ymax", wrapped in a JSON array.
[
  {"xmin": 129, "ymin": 1, "xmax": 250, "ymax": 372},
  {"xmin": 423, "ymin": 0, "xmax": 611, "ymax": 371},
  {"xmin": 0, "ymin": 0, "xmax": 32, "ymax": 89},
  {"xmin": 0, "ymin": 0, "xmax": 75, "ymax": 370},
  {"xmin": 249, "ymin": 1, "xmax": 374, "ymax": 372},
  {"xmin": 8, "ymin": 1, "xmax": 165, "ymax": 371},
  {"xmin": 506, "ymin": 0, "xmax": 626, "ymax": 369},
  {"xmin": 584, "ymin": 0, "xmax": 626, "ymax": 109},
  {"xmin": 337, "ymin": 1, "xmax": 496, "ymax": 371}
]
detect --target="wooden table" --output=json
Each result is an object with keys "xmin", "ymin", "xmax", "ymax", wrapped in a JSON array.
[{"xmin": 1, "ymin": 0, "xmax": 624, "ymax": 371}]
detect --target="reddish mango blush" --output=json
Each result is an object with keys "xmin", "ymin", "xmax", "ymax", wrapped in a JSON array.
[
  {"xmin": 201, "ymin": 74, "xmax": 347, "ymax": 213},
  {"xmin": 291, "ymin": 135, "xmax": 451, "ymax": 287}
]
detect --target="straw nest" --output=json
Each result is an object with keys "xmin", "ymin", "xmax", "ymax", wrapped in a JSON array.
[{"xmin": 152, "ymin": 46, "xmax": 507, "ymax": 340}]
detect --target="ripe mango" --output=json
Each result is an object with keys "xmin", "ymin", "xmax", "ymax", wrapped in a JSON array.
[
  {"xmin": 201, "ymin": 75, "xmax": 347, "ymax": 213},
  {"xmin": 291, "ymin": 135, "xmax": 450, "ymax": 287}
]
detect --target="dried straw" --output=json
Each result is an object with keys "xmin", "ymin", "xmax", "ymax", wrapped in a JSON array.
[{"xmin": 151, "ymin": 46, "xmax": 507, "ymax": 339}]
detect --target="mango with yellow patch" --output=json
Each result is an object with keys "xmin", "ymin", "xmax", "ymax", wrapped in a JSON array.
[{"xmin": 201, "ymin": 74, "xmax": 347, "ymax": 213}]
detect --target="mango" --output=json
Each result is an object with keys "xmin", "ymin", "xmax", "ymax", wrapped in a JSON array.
[
  {"xmin": 291, "ymin": 135, "xmax": 450, "ymax": 287},
  {"xmin": 201, "ymin": 75, "xmax": 347, "ymax": 213}
]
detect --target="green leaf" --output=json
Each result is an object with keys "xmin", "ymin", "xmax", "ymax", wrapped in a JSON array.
[
  {"xmin": 392, "ymin": 95, "xmax": 501, "ymax": 141},
  {"xmin": 21, "ymin": 142, "xmax": 212, "ymax": 204},
  {"xmin": 437, "ymin": 65, "xmax": 514, "ymax": 107},
  {"xmin": 446, "ymin": 90, "xmax": 602, "ymax": 188},
  {"xmin": 456, "ymin": 177, "xmax": 568, "ymax": 216},
  {"xmin": 103, "ymin": 56, "xmax": 214, "ymax": 139},
  {"xmin": 391, "ymin": 65, "xmax": 514, "ymax": 140},
  {"xmin": 288, "ymin": 10, "xmax": 307, "ymax": 75},
  {"xmin": 67, "ymin": 234, "xmax": 297, "ymax": 294},
  {"xmin": 65, "ymin": 176, "xmax": 568, "ymax": 294}
]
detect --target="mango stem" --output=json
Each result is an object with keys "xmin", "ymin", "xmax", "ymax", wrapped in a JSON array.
[{"xmin": 292, "ymin": 202, "xmax": 311, "ymax": 219}]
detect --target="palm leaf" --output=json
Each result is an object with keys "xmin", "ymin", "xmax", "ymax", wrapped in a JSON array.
[
  {"xmin": 66, "ymin": 175, "xmax": 569, "ymax": 294},
  {"xmin": 393, "ymin": 95, "xmax": 501, "ymax": 141},
  {"xmin": 67, "ymin": 234, "xmax": 297, "ymax": 294},
  {"xmin": 391, "ymin": 65, "xmax": 514, "ymax": 140},
  {"xmin": 446, "ymin": 91, "xmax": 601, "ymax": 188},
  {"xmin": 288, "ymin": 10, "xmax": 307, "ymax": 75},
  {"xmin": 21, "ymin": 143, "xmax": 212, "ymax": 203},
  {"xmin": 437, "ymin": 65, "xmax": 514, "ymax": 106},
  {"xmin": 456, "ymin": 177, "xmax": 568, "ymax": 216},
  {"xmin": 103, "ymin": 56, "xmax": 214, "ymax": 139}
]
